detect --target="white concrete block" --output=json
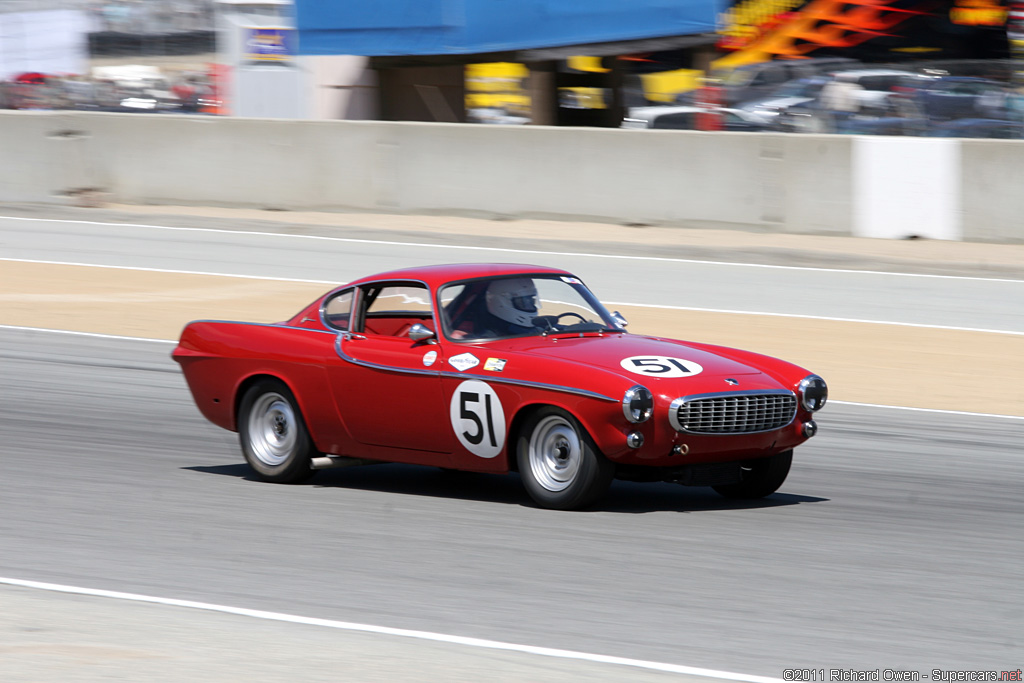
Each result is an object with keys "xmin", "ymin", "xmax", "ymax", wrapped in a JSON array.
[{"xmin": 853, "ymin": 137, "xmax": 961, "ymax": 241}]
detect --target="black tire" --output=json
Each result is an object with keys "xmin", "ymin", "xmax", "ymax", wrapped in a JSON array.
[
  {"xmin": 238, "ymin": 379, "xmax": 316, "ymax": 484},
  {"xmin": 712, "ymin": 450, "xmax": 792, "ymax": 499},
  {"xmin": 516, "ymin": 407, "xmax": 614, "ymax": 510}
]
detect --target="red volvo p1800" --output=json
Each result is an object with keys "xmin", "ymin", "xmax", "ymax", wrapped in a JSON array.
[{"xmin": 173, "ymin": 263, "xmax": 827, "ymax": 510}]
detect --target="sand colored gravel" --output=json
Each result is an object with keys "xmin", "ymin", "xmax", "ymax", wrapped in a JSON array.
[{"xmin": 2, "ymin": 261, "xmax": 1019, "ymax": 416}]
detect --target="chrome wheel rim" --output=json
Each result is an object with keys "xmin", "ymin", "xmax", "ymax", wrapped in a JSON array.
[
  {"xmin": 248, "ymin": 392, "xmax": 297, "ymax": 467},
  {"xmin": 527, "ymin": 415, "xmax": 581, "ymax": 492}
]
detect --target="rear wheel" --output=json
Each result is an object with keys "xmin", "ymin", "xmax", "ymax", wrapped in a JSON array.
[
  {"xmin": 238, "ymin": 379, "xmax": 316, "ymax": 484},
  {"xmin": 516, "ymin": 408, "xmax": 614, "ymax": 510},
  {"xmin": 712, "ymin": 450, "xmax": 792, "ymax": 499}
]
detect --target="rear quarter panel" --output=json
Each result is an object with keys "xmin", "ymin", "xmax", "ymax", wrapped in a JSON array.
[{"xmin": 172, "ymin": 321, "xmax": 350, "ymax": 453}]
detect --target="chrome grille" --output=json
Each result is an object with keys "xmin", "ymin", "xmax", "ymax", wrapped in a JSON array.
[{"xmin": 670, "ymin": 390, "xmax": 796, "ymax": 434}]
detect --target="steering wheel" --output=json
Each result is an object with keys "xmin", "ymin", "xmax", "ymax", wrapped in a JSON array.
[
  {"xmin": 555, "ymin": 312, "xmax": 588, "ymax": 324},
  {"xmin": 534, "ymin": 312, "xmax": 589, "ymax": 331}
]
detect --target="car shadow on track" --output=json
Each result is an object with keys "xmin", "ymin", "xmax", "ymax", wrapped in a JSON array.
[{"xmin": 183, "ymin": 463, "xmax": 828, "ymax": 513}]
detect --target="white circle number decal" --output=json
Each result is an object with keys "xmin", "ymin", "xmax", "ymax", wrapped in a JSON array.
[
  {"xmin": 620, "ymin": 356, "xmax": 704, "ymax": 378},
  {"xmin": 450, "ymin": 380, "xmax": 506, "ymax": 458}
]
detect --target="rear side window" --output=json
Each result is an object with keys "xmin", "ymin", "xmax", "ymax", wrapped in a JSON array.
[{"xmin": 323, "ymin": 289, "xmax": 353, "ymax": 330}]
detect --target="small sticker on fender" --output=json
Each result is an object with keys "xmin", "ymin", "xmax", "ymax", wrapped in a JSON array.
[
  {"xmin": 422, "ymin": 350, "xmax": 438, "ymax": 367},
  {"xmin": 449, "ymin": 352, "xmax": 480, "ymax": 372},
  {"xmin": 483, "ymin": 358, "xmax": 507, "ymax": 372}
]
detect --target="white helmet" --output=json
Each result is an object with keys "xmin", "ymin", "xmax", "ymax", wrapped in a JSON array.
[{"xmin": 485, "ymin": 278, "xmax": 539, "ymax": 327}]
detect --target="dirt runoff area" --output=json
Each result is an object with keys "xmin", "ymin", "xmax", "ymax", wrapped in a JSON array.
[{"xmin": 2, "ymin": 226, "xmax": 1021, "ymax": 418}]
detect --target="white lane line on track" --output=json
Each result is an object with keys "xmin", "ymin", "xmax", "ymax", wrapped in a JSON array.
[
  {"xmin": 605, "ymin": 301, "xmax": 1024, "ymax": 336},
  {"xmin": 0, "ymin": 257, "xmax": 337, "ymax": 284},
  {"xmin": 829, "ymin": 400, "xmax": 1024, "ymax": 420},
  {"xmin": 0, "ymin": 324, "xmax": 175, "ymax": 343},
  {"xmin": 3, "ymin": 214, "xmax": 1022, "ymax": 283},
  {"xmin": 0, "ymin": 577, "xmax": 783, "ymax": 683},
  {"xmin": 4, "ymin": 258, "xmax": 1021, "ymax": 336},
  {"xmin": 2, "ymin": 324, "xmax": 1023, "ymax": 421}
]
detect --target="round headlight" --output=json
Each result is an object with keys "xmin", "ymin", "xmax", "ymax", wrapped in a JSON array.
[
  {"xmin": 622, "ymin": 385, "xmax": 654, "ymax": 423},
  {"xmin": 798, "ymin": 375, "xmax": 828, "ymax": 412}
]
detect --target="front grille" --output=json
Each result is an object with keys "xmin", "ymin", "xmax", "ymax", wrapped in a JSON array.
[{"xmin": 671, "ymin": 390, "xmax": 796, "ymax": 434}]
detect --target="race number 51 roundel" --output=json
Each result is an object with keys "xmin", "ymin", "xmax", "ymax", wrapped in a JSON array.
[
  {"xmin": 620, "ymin": 356, "xmax": 704, "ymax": 378},
  {"xmin": 450, "ymin": 380, "xmax": 506, "ymax": 458}
]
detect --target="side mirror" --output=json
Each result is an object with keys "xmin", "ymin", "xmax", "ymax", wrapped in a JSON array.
[
  {"xmin": 408, "ymin": 323, "xmax": 436, "ymax": 342},
  {"xmin": 611, "ymin": 311, "xmax": 629, "ymax": 329}
]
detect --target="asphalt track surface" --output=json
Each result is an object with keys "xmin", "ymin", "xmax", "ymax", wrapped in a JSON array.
[
  {"xmin": 2, "ymin": 328, "xmax": 1022, "ymax": 680},
  {"xmin": 1, "ymin": 204, "xmax": 1022, "ymax": 680}
]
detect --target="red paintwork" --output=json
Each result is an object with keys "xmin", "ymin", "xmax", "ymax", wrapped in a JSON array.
[{"xmin": 173, "ymin": 263, "xmax": 820, "ymax": 474}]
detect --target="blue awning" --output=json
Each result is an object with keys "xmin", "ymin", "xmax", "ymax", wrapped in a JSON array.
[{"xmin": 295, "ymin": 0, "xmax": 718, "ymax": 57}]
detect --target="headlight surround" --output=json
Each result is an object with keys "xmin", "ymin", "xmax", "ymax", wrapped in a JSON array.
[
  {"xmin": 798, "ymin": 374, "xmax": 828, "ymax": 412},
  {"xmin": 622, "ymin": 385, "xmax": 654, "ymax": 423}
]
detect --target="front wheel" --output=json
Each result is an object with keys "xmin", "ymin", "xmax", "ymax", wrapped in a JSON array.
[
  {"xmin": 712, "ymin": 450, "xmax": 792, "ymax": 499},
  {"xmin": 238, "ymin": 379, "xmax": 316, "ymax": 484},
  {"xmin": 516, "ymin": 408, "xmax": 614, "ymax": 510}
]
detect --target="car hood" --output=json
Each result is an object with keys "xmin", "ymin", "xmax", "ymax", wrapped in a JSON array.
[{"xmin": 509, "ymin": 333, "xmax": 774, "ymax": 389}]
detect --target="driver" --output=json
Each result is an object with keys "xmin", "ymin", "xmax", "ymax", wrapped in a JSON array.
[{"xmin": 450, "ymin": 277, "xmax": 540, "ymax": 339}]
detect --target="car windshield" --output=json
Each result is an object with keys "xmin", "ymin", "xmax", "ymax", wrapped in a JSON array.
[{"xmin": 439, "ymin": 274, "xmax": 618, "ymax": 341}]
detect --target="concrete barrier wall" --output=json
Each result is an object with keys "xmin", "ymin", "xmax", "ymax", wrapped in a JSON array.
[
  {"xmin": 959, "ymin": 140, "xmax": 1024, "ymax": 243},
  {"xmin": 1, "ymin": 111, "xmax": 1020, "ymax": 242}
]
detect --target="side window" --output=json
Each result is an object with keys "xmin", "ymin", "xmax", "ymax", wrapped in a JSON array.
[
  {"xmin": 360, "ymin": 283, "xmax": 433, "ymax": 337},
  {"xmin": 323, "ymin": 289, "xmax": 353, "ymax": 331}
]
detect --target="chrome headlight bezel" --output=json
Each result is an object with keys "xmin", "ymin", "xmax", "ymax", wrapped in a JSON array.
[
  {"xmin": 798, "ymin": 374, "xmax": 828, "ymax": 412},
  {"xmin": 622, "ymin": 385, "xmax": 654, "ymax": 423}
]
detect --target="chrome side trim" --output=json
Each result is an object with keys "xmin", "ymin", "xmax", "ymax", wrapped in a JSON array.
[
  {"xmin": 334, "ymin": 336, "xmax": 439, "ymax": 378},
  {"xmin": 186, "ymin": 320, "xmax": 336, "ymax": 335},
  {"xmin": 669, "ymin": 389, "xmax": 797, "ymax": 434},
  {"xmin": 333, "ymin": 337, "xmax": 615, "ymax": 402},
  {"xmin": 440, "ymin": 372, "xmax": 616, "ymax": 403}
]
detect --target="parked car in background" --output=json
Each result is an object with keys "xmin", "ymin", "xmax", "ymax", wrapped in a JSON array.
[
  {"xmin": 826, "ymin": 68, "xmax": 929, "ymax": 111},
  {"xmin": 914, "ymin": 76, "xmax": 1009, "ymax": 121},
  {"xmin": 739, "ymin": 69, "xmax": 928, "ymax": 127},
  {"xmin": 623, "ymin": 105, "xmax": 772, "ymax": 131},
  {"xmin": 929, "ymin": 118, "xmax": 1024, "ymax": 138},
  {"xmin": 649, "ymin": 108, "xmax": 774, "ymax": 132},
  {"xmin": 736, "ymin": 76, "xmax": 830, "ymax": 121},
  {"xmin": 694, "ymin": 57, "xmax": 859, "ymax": 107},
  {"xmin": 842, "ymin": 113, "xmax": 931, "ymax": 136}
]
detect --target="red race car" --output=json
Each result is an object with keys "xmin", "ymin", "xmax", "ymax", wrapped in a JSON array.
[{"xmin": 173, "ymin": 263, "xmax": 827, "ymax": 510}]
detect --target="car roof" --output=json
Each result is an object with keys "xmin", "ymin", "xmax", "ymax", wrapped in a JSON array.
[
  {"xmin": 936, "ymin": 76, "xmax": 998, "ymax": 83},
  {"xmin": 830, "ymin": 69, "xmax": 918, "ymax": 77},
  {"xmin": 627, "ymin": 105, "xmax": 703, "ymax": 118},
  {"xmin": 346, "ymin": 263, "xmax": 573, "ymax": 289}
]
